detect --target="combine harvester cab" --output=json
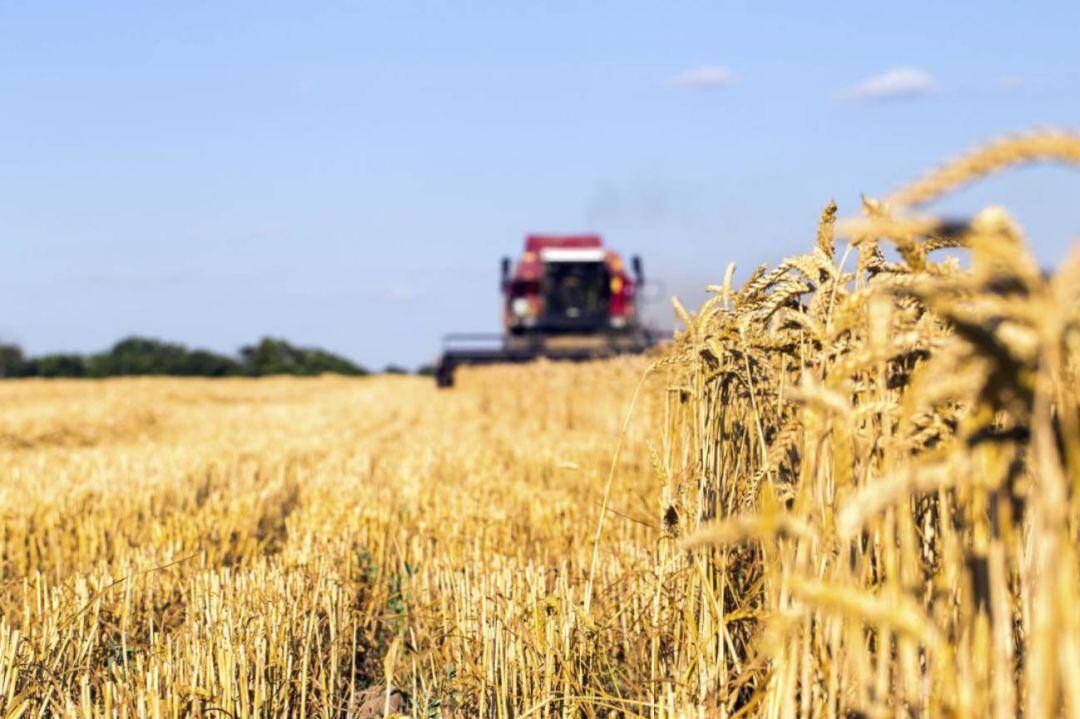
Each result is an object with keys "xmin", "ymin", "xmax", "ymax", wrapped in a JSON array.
[{"xmin": 435, "ymin": 234, "xmax": 662, "ymax": 387}]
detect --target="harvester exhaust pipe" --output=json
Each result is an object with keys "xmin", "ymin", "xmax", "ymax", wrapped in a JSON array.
[
  {"xmin": 500, "ymin": 257, "xmax": 511, "ymax": 289},
  {"xmin": 632, "ymin": 255, "xmax": 644, "ymax": 286}
]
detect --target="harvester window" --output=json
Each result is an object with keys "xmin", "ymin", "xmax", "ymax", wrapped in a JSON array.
[{"xmin": 542, "ymin": 262, "xmax": 609, "ymax": 320}]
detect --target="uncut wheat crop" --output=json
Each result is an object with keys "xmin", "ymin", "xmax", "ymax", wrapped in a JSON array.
[{"xmin": 2, "ymin": 131, "xmax": 1080, "ymax": 718}]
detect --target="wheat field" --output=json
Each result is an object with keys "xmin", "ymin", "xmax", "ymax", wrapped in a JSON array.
[
  {"xmin": 0, "ymin": 364, "xmax": 678, "ymax": 718},
  {"xmin": 2, "ymin": 132, "xmax": 1080, "ymax": 717}
]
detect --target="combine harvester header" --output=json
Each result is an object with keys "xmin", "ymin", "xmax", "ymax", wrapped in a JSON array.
[{"xmin": 435, "ymin": 234, "xmax": 663, "ymax": 386}]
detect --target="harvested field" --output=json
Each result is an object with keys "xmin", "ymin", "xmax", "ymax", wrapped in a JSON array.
[{"xmin": 0, "ymin": 364, "xmax": 674, "ymax": 717}]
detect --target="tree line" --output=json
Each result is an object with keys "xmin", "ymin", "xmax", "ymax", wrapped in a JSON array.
[{"xmin": 0, "ymin": 336, "xmax": 428, "ymax": 378}]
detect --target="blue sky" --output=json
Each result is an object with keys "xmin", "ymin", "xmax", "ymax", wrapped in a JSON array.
[{"xmin": 3, "ymin": 1, "xmax": 1080, "ymax": 369}]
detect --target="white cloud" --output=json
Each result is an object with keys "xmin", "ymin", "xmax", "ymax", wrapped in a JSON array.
[
  {"xmin": 837, "ymin": 67, "xmax": 939, "ymax": 102},
  {"xmin": 672, "ymin": 65, "xmax": 736, "ymax": 90}
]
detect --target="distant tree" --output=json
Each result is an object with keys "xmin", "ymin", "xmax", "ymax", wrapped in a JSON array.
[
  {"xmin": 382, "ymin": 364, "xmax": 409, "ymax": 375},
  {"xmin": 86, "ymin": 336, "xmax": 241, "ymax": 377},
  {"xmin": 240, "ymin": 337, "xmax": 368, "ymax": 376},
  {"xmin": 240, "ymin": 338, "xmax": 306, "ymax": 376},
  {"xmin": 184, "ymin": 350, "xmax": 242, "ymax": 377},
  {"xmin": 89, "ymin": 336, "xmax": 184, "ymax": 376},
  {"xmin": 415, "ymin": 364, "xmax": 437, "ymax": 377},
  {"xmin": 24, "ymin": 353, "xmax": 87, "ymax": 378},
  {"xmin": 0, "ymin": 344, "xmax": 26, "ymax": 378},
  {"xmin": 0, "ymin": 336, "xmax": 367, "ymax": 379}
]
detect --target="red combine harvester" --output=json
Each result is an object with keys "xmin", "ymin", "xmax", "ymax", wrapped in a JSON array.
[{"xmin": 435, "ymin": 234, "xmax": 662, "ymax": 387}]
